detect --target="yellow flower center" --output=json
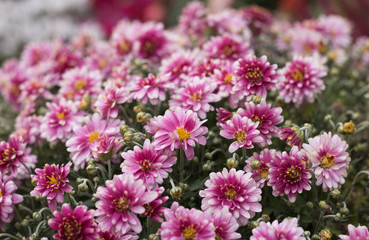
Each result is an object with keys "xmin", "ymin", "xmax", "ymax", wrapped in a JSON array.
[
  {"xmin": 215, "ymin": 234, "xmax": 223, "ymax": 240},
  {"xmin": 176, "ymin": 126, "xmax": 191, "ymax": 142},
  {"xmin": 56, "ymin": 112, "xmax": 66, "ymax": 120},
  {"xmin": 286, "ymin": 166, "xmax": 301, "ymax": 180},
  {"xmin": 98, "ymin": 59, "xmax": 107, "ymax": 69},
  {"xmin": 88, "ymin": 131, "xmax": 100, "ymax": 144},
  {"xmin": 234, "ymin": 130, "xmax": 246, "ymax": 143},
  {"xmin": 221, "ymin": 45, "xmax": 234, "ymax": 56},
  {"xmin": 320, "ymin": 153, "xmax": 336, "ymax": 169},
  {"xmin": 190, "ymin": 92, "xmax": 201, "ymax": 102},
  {"xmin": 260, "ymin": 168, "xmax": 269, "ymax": 179},
  {"xmin": 119, "ymin": 39, "xmax": 130, "ymax": 53},
  {"xmin": 343, "ymin": 121, "xmax": 355, "ymax": 134},
  {"xmin": 63, "ymin": 218, "xmax": 80, "ymax": 238},
  {"xmin": 114, "ymin": 197, "xmax": 130, "ymax": 212},
  {"xmin": 224, "ymin": 188, "xmax": 237, "ymax": 200},
  {"xmin": 140, "ymin": 159, "xmax": 153, "ymax": 172},
  {"xmin": 224, "ymin": 73, "xmax": 233, "ymax": 84},
  {"xmin": 182, "ymin": 225, "xmax": 197, "ymax": 240},
  {"xmin": 75, "ymin": 79, "xmax": 87, "ymax": 91},
  {"xmin": 47, "ymin": 175, "xmax": 58, "ymax": 185},
  {"xmin": 251, "ymin": 115, "xmax": 262, "ymax": 124},
  {"xmin": 0, "ymin": 190, "xmax": 2, "ymax": 197},
  {"xmin": 245, "ymin": 68, "xmax": 263, "ymax": 82},
  {"xmin": 290, "ymin": 69, "xmax": 304, "ymax": 82}
]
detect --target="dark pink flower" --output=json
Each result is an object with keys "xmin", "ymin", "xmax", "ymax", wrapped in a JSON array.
[
  {"xmin": 0, "ymin": 135, "xmax": 28, "ymax": 175},
  {"xmin": 279, "ymin": 127, "xmax": 304, "ymax": 149},
  {"xmin": 339, "ymin": 224, "xmax": 369, "ymax": 240},
  {"xmin": 203, "ymin": 35, "xmax": 251, "ymax": 61},
  {"xmin": 205, "ymin": 207, "xmax": 241, "ymax": 240},
  {"xmin": 94, "ymin": 82, "xmax": 127, "ymax": 119},
  {"xmin": 92, "ymin": 134, "xmax": 123, "ymax": 161},
  {"xmin": 242, "ymin": 5, "xmax": 273, "ymax": 34},
  {"xmin": 216, "ymin": 108, "xmax": 234, "ymax": 126},
  {"xmin": 250, "ymin": 218, "xmax": 305, "ymax": 240},
  {"xmin": 141, "ymin": 187, "xmax": 168, "ymax": 223},
  {"xmin": 213, "ymin": 62, "xmax": 235, "ymax": 98}
]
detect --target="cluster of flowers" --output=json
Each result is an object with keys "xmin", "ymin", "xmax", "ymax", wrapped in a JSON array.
[{"xmin": 0, "ymin": 1, "xmax": 368, "ymax": 239}]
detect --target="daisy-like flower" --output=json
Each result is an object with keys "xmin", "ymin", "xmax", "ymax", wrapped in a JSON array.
[
  {"xmin": 0, "ymin": 135, "xmax": 28, "ymax": 175},
  {"xmin": 40, "ymin": 99, "xmax": 83, "ymax": 143},
  {"xmin": 66, "ymin": 114, "xmax": 121, "ymax": 170},
  {"xmin": 268, "ymin": 146, "xmax": 311, "ymax": 202},
  {"xmin": 213, "ymin": 62, "xmax": 235, "ymax": 98},
  {"xmin": 278, "ymin": 55, "xmax": 326, "ymax": 106},
  {"xmin": 289, "ymin": 27, "xmax": 325, "ymax": 56},
  {"xmin": 0, "ymin": 173, "xmax": 23, "ymax": 231},
  {"xmin": 30, "ymin": 162, "xmax": 73, "ymax": 211},
  {"xmin": 244, "ymin": 149, "xmax": 279, "ymax": 188},
  {"xmin": 220, "ymin": 114, "xmax": 263, "ymax": 153},
  {"xmin": 203, "ymin": 35, "xmax": 251, "ymax": 61},
  {"xmin": 121, "ymin": 139, "xmax": 176, "ymax": 189},
  {"xmin": 339, "ymin": 224, "xmax": 369, "ymax": 240},
  {"xmin": 94, "ymin": 82, "xmax": 127, "ymax": 119},
  {"xmin": 141, "ymin": 187, "xmax": 168, "ymax": 223},
  {"xmin": 302, "ymin": 132, "xmax": 350, "ymax": 192},
  {"xmin": 14, "ymin": 115, "xmax": 41, "ymax": 145},
  {"xmin": 316, "ymin": 15, "xmax": 352, "ymax": 48},
  {"xmin": 110, "ymin": 20, "xmax": 138, "ymax": 56},
  {"xmin": 48, "ymin": 204, "xmax": 98, "ymax": 240},
  {"xmin": 130, "ymin": 73, "xmax": 173, "ymax": 105},
  {"xmin": 279, "ymin": 127, "xmax": 304, "ymax": 149},
  {"xmin": 92, "ymin": 134, "xmax": 124, "ymax": 161},
  {"xmin": 205, "ymin": 207, "xmax": 241, "ymax": 240},
  {"xmin": 153, "ymin": 108, "xmax": 208, "ymax": 160},
  {"xmin": 94, "ymin": 173, "xmax": 158, "ymax": 236},
  {"xmin": 216, "ymin": 108, "xmax": 234, "ymax": 126},
  {"xmin": 191, "ymin": 58, "xmax": 221, "ymax": 78},
  {"xmin": 242, "ymin": 5, "xmax": 273, "ymax": 34},
  {"xmin": 231, "ymin": 55, "xmax": 279, "ymax": 108},
  {"xmin": 169, "ymin": 77, "xmax": 220, "ymax": 119},
  {"xmin": 160, "ymin": 202, "xmax": 216, "ymax": 240},
  {"xmin": 250, "ymin": 218, "xmax": 305, "ymax": 240},
  {"xmin": 199, "ymin": 168, "xmax": 262, "ymax": 226},
  {"xmin": 98, "ymin": 230, "xmax": 139, "ymax": 240},
  {"xmin": 237, "ymin": 100, "xmax": 283, "ymax": 147}
]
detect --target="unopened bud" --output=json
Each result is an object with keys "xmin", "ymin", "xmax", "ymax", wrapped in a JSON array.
[
  {"xmin": 205, "ymin": 152, "xmax": 212, "ymax": 159},
  {"xmin": 86, "ymin": 164, "xmax": 97, "ymax": 175},
  {"xmin": 179, "ymin": 182, "xmax": 189, "ymax": 191},
  {"xmin": 306, "ymin": 201, "xmax": 314, "ymax": 209},
  {"xmin": 324, "ymin": 114, "xmax": 332, "ymax": 122},
  {"xmin": 33, "ymin": 212, "xmax": 42, "ymax": 222},
  {"xmin": 261, "ymin": 214, "xmax": 269, "ymax": 222},
  {"xmin": 124, "ymin": 131, "xmax": 134, "ymax": 142},
  {"xmin": 335, "ymin": 213, "xmax": 342, "ymax": 221},
  {"xmin": 251, "ymin": 160, "xmax": 261, "ymax": 169},
  {"xmin": 78, "ymin": 183, "xmax": 88, "ymax": 192},
  {"xmin": 340, "ymin": 207, "xmax": 349, "ymax": 215},
  {"xmin": 133, "ymin": 105, "xmax": 142, "ymax": 113},
  {"xmin": 170, "ymin": 186, "xmax": 182, "ymax": 199},
  {"xmin": 149, "ymin": 234, "xmax": 160, "ymax": 240},
  {"xmin": 120, "ymin": 124, "xmax": 129, "ymax": 136},
  {"xmin": 252, "ymin": 95, "xmax": 262, "ymax": 104},
  {"xmin": 343, "ymin": 120, "xmax": 355, "ymax": 134},
  {"xmin": 331, "ymin": 189, "xmax": 341, "ymax": 199},
  {"xmin": 227, "ymin": 158, "xmax": 238, "ymax": 169},
  {"xmin": 304, "ymin": 231, "xmax": 311, "ymax": 237},
  {"xmin": 319, "ymin": 229, "xmax": 332, "ymax": 240},
  {"xmin": 79, "ymin": 94, "xmax": 91, "ymax": 110},
  {"xmin": 136, "ymin": 112, "xmax": 146, "ymax": 123}
]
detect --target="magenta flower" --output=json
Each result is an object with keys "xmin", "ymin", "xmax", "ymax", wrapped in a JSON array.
[
  {"xmin": 250, "ymin": 218, "xmax": 305, "ymax": 240},
  {"xmin": 213, "ymin": 62, "xmax": 235, "ymax": 98},
  {"xmin": 191, "ymin": 58, "xmax": 220, "ymax": 78},
  {"xmin": 242, "ymin": 5, "xmax": 273, "ymax": 34},
  {"xmin": 278, "ymin": 55, "xmax": 326, "ymax": 106},
  {"xmin": 302, "ymin": 132, "xmax": 350, "ymax": 192},
  {"xmin": 205, "ymin": 207, "xmax": 241, "ymax": 240},
  {"xmin": 30, "ymin": 162, "xmax": 73, "ymax": 211},
  {"xmin": 203, "ymin": 35, "xmax": 251, "ymax": 61},
  {"xmin": 121, "ymin": 139, "xmax": 176, "ymax": 189},
  {"xmin": 216, "ymin": 108, "xmax": 234, "ymax": 126},
  {"xmin": 19, "ymin": 76, "xmax": 52, "ymax": 103},
  {"xmin": 199, "ymin": 168, "xmax": 262, "ymax": 226},
  {"xmin": 66, "ymin": 114, "xmax": 121, "ymax": 170},
  {"xmin": 220, "ymin": 114, "xmax": 263, "ymax": 153},
  {"xmin": 0, "ymin": 135, "xmax": 28, "ymax": 175},
  {"xmin": 0, "ymin": 173, "xmax": 23, "ymax": 231},
  {"xmin": 10, "ymin": 148, "xmax": 36, "ymax": 184},
  {"xmin": 244, "ymin": 149, "xmax": 279, "ymax": 188},
  {"xmin": 94, "ymin": 82, "xmax": 127, "ymax": 119},
  {"xmin": 169, "ymin": 77, "xmax": 220, "ymax": 119},
  {"xmin": 48, "ymin": 204, "xmax": 98, "ymax": 240},
  {"xmin": 94, "ymin": 173, "xmax": 158, "ymax": 236},
  {"xmin": 279, "ymin": 127, "xmax": 304, "ymax": 149},
  {"xmin": 98, "ymin": 229, "xmax": 139, "ymax": 240},
  {"xmin": 130, "ymin": 73, "xmax": 173, "ymax": 105},
  {"xmin": 92, "ymin": 134, "xmax": 123, "ymax": 161},
  {"xmin": 237, "ymin": 100, "xmax": 283, "ymax": 147},
  {"xmin": 141, "ymin": 187, "xmax": 169, "ymax": 223},
  {"xmin": 230, "ymin": 55, "xmax": 279, "ymax": 107},
  {"xmin": 268, "ymin": 146, "xmax": 311, "ymax": 202},
  {"xmin": 110, "ymin": 20, "xmax": 137, "ymax": 56},
  {"xmin": 160, "ymin": 202, "xmax": 216, "ymax": 240},
  {"xmin": 339, "ymin": 224, "xmax": 369, "ymax": 240},
  {"xmin": 152, "ymin": 108, "xmax": 208, "ymax": 160},
  {"xmin": 317, "ymin": 15, "xmax": 352, "ymax": 48},
  {"xmin": 14, "ymin": 115, "xmax": 41, "ymax": 145},
  {"xmin": 40, "ymin": 99, "xmax": 83, "ymax": 143},
  {"xmin": 289, "ymin": 27, "xmax": 324, "ymax": 56}
]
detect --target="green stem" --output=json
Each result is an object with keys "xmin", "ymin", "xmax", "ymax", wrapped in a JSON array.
[
  {"xmin": 119, "ymin": 105, "xmax": 134, "ymax": 127},
  {"xmin": 179, "ymin": 148, "xmax": 185, "ymax": 182},
  {"xmin": 67, "ymin": 193, "xmax": 78, "ymax": 207},
  {"xmin": 107, "ymin": 160, "xmax": 113, "ymax": 179},
  {"xmin": 242, "ymin": 148, "xmax": 247, "ymax": 161},
  {"xmin": 20, "ymin": 161, "xmax": 32, "ymax": 175},
  {"xmin": 343, "ymin": 170, "xmax": 369, "ymax": 202},
  {"xmin": 0, "ymin": 233, "xmax": 21, "ymax": 240}
]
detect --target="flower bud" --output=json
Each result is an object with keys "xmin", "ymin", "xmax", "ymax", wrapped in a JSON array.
[
  {"xmin": 31, "ymin": 179, "xmax": 38, "ymax": 187},
  {"xmin": 86, "ymin": 164, "xmax": 97, "ymax": 175},
  {"xmin": 331, "ymin": 189, "xmax": 341, "ymax": 199},
  {"xmin": 79, "ymin": 94, "xmax": 90, "ymax": 110},
  {"xmin": 76, "ymin": 178, "xmax": 83, "ymax": 184},
  {"xmin": 136, "ymin": 112, "xmax": 146, "ymax": 123},
  {"xmin": 335, "ymin": 213, "xmax": 342, "ymax": 221},
  {"xmin": 205, "ymin": 152, "xmax": 212, "ymax": 159},
  {"xmin": 311, "ymin": 234, "xmax": 320, "ymax": 240},
  {"xmin": 120, "ymin": 124, "xmax": 129, "ymax": 136},
  {"xmin": 170, "ymin": 186, "xmax": 182, "ymax": 200},
  {"xmin": 304, "ymin": 231, "xmax": 311, "ymax": 237},
  {"xmin": 124, "ymin": 131, "xmax": 134, "ymax": 142},
  {"xmin": 93, "ymin": 176, "xmax": 100, "ymax": 183},
  {"xmin": 33, "ymin": 212, "xmax": 42, "ymax": 222},
  {"xmin": 343, "ymin": 120, "xmax": 355, "ymax": 134},
  {"xmin": 340, "ymin": 207, "xmax": 349, "ymax": 215},
  {"xmin": 252, "ymin": 95, "xmax": 262, "ymax": 104},
  {"xmin": 248, "ymin": 221, "xmax": 258, "ymax": 229},
  {"xmin": 251, "ymin": 160, "xmax": 261, "ymax": 169},
  {"xmin": 227, "ymin": 158, "xmax": 238, "ymax": 169},
  {"xmin": 133, "ymin": 105, "xmax": 142, "ymax": 113},
  {"xmin": 179, "ymin": 182, "xmax": 189, "ymax": 191},
  {"xmin": 92, "ymin": 197, "xmax": 99, "ymax": 202},
  {"xmin": 319, "ymin": 201, "xmax": 331, "ymax": 212},
  {"xmin": 306, "ymin": 201, "xmax": 314, "ymax": 209},
  {"xmin": 78, "ymin": 182, "xmax": 88, "ymax": 192},
  {"xmin": 319, "ymin": 229, "xmax": 332, "ymax": 240},
  {"xmin": 324, "ymin": 114, "xmax": 332, "ymax": 122},
  {"xmin": 261, "ymin": 214, "xmax": 269, "ymax": 222},
  {"xmin": 202, "ymin": 163, "xmax": 212, "ymax": 172},
  {"xmin": 149, "ymin": 234, "xmax": 160, "ymax": 240},
  {"xmin": 144, "ymin": 113, "xmax": 152, "ymax": 122}
]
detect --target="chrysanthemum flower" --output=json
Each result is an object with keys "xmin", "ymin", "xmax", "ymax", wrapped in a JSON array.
[
  {"xmin": 66, "ymin": 114, "xmax": 121, "ymax": 170},
  {"xmin": 268, "ymin": 146, "xmax": 311, "ymax": 202},
  {"xmin": 302, "ymin": 132, "xmax": 350, "ymax": 191},
  {"xmin": 245, "ymin": 149, "xmax": 279, "ymax": 188},
  {"xmin": 278, "ymin": 55, "xmax": 326, "ymax": 106},
  {"xmin": 242, "ymin": 5, "xmax": 273, "ymax": 34},
  {"xmin": 94, "ymin": 82, "xmax": 127, "ymax": 119},
  {"xmin": 10, "ymin": 148, "xmax": 36, "ymax": 184},
  {"xmin": 250, "ymin": 218, "xmax": 305, "ymax": 240},
  {"xmin": 213, "ymin": 62, "xmax": 235, "ymax": 98},
  {"xmin": 216, "ymin": 108, "xmax": 234, "ymax": 126},
  {"xmin": 0, "ymin": 173, "xmax": 23, "ymax": 231},
  {"xmin": 92, "ymin": 134, "xmax": 123, "ymax": 161},
  {"xmin": 279, "ymin": 127, "xmax": 304, "ymax": 149},
  {"xmin": 94, "ymin": 173, "xmax": 158, "ymax": 236},
  {"xmin": 203, "ymin": 35, "xmax": 251, "ymax": 61},
  {"xmin": 153, "ymin": 108, "xmax": 208, "ymax": 160},
  {"xmin": 169, "ymin": 77, "xmax": 220, "ymax": 119},
  {"xmin": 130, "ymin": 73, "xmax": 173, "ymax": 105},
  {"xmin": 289, "ymin": 27, "xmax": 325, "ymax": 56},
  {"xmin": 160, "ymin": 202, "xmax": 216, "ymax": 240},
  {"xmin": 13, "ymin": 115, "xmax": 41, "ymax": 145},
  {"xmin": 98, "ymin": 229, "xmax": 139, "ymax": 240},
  {"xmin": 30, "ymin": 162, "xmax": 73, "ymax": 211},
  {"xmin": 231, "ymin": 55, "xmax": 279, "ymax": 107},
  {"xmin": 121, "ymin": 139, "xmax": 176, "ymax": 189},
  {"xmin": 339, "ymin": 224, "xmax": 369, "ymax": 240},
  {"xmin": 48, "ymin": 204, "xmax": 98, "ymax": 240},
  {"xmin": 141, "ymin": 187, "xmax": 169, "ymax": 223},
  {"xmin": 84, "ymin": 42, "xmax": 120, "ymax": 76},
  {"xmin": 110, "ymin": 20, "xmax": 138, "ymax": 56},
  {"xmin": 191, "ymin": 58, "xmax": 221, "ymax": 78},
  {"xmin": 199, "ymin": 168, "xmax": 262, "ymax": 226},
  {"xmin": 237, "ymin": 100, "xmax": 283, "ymax": 146},
  {"xmin": 41, "ymin": 99, "xmax": 83, "ymax": 143},
  {"xmin": 316, "ymin": 15, "xmax": 352, "ymax": 48},
  {"xmin": 0, "ymin": 135, "xmax": 28, "ymax": 174},
  {"xmin": 220, "ymin": 114, "xmax": 263, "ymax": 153},
  {"xmin": 205, "ymin": 207, "xmax": 241, "ymax": 240}
]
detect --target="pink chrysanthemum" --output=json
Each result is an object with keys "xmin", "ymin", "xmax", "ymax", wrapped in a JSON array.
[
  {"xmin": 169, "ymin": 77, "xmax": 220, "ymax": 119},
  {"xmin": 279, "ymin": 127, "xmax": 304, "ymax": 149},
  {"xmin": 288, "ymin": 27, "xmax": 325, "ymax": 56},
  {"xmin": 177, "ymin": 1, "xmax": 207, "ymax": 38},
  {"xmin": 278, "ymin": 55, "xmax": 326, "ymax": 106},
  {"xmin": 205, "ymin": 207, "xmax": 241, "ymax": 240},
  {"xmin": 9, "ymin": 148, "xmax": 36, "ymax": 184},
  {"xmin": 110, "ymin": 20, "xmax": 138, "ymax": 56},
  {"xmin": 242, "ymin": 5, "xmax": 273, "ymax": 34},
  {"xmin": 237, "ymin": 100, "xmax": 283, "ymax": 146},
  {"xmin": 231, "ymin": 55, "xmax": 279, "ymax": 107},
  {"xmin": 0, "ymin": 173, "xmax": 23, "ymax": 231},
  {"xmin": 141, "ymin": 187, "xmax": 169, "ymax": 223},
  {"xmin": 30, "ymin": 162, "xmax": 73, "ymax": 211},
  {"xmin": 220, "ymin": 114, "xmax": 263, "ymax": 153},
  {"xmin": 84, "ymin": 42, "xmax": 120, "ymax": 76},
  {"xmin": 268, "ymin": 146, "xmax": 311, "ymax": 202},
  {"xmin": 302, "ymin": 132, "xmax": 350, "ymax": 192},
  {"xmin": 250, "ymin": 218, "xmax": 305, "ymax": 240},
  {"xmin": 213, "ymin": 62, "xmax": 235, "ymax": 98},
  {"xmin": 152, "ymin": 108, "xmax": 208, "ymax": 160},
  {"xmin": 160, "ymin": 202, "xmax": 216, "ymax": 240},
  {"xmin": 121, "ymin": 139, "xmax": 176, "ymax": 189},
  {"xmin": 98, "ymin": 229, "xmax": 139, "ymax": 240},
  {"xmin": 59, "ymin": 66, "xmax": 102, "ymax": 101},
  {"xmin": 19, "ymin": 76, "xmax": 52, "ymax": 103},
  {"xmin": 316, "ymin": 15, "xmax": 352, "ymax": 48},
  {"xmin": 203, "ymin": 35, "xmax": 251, "ymax": 61},
  {"xmin": 41, "ymin": 99, "xmax": 83, "ymax": 143},
  {"xmin": 48, "ymin": 204, "xmax": 98, "ymax": 240},
  {"xmin": 199, "ymin": 168, "xmax": 262, "ymax": 226},
  {"xmin": 14, "ymin": 115, "xmax": 41, "ymax": 145},
  {"xmin": 92, "ymin": 134, "xmax": 123, "ymax": 161},
  {"xmin": 0, "ymin": 135, "xmax": 28, "ymax": 175},
  {"xmin": 245, "ymin": 149, "xmax": 279, "ymax": 188},
  {"xmin": 339, "ymin": 224, "xmax": 369, "ymax": 240},
  {"xmin": 94, "ymin": 82, "xmax": 127, "ymax": 119},
  {"xmin": 94, "ymin": 173, "xmax": 158, "ymax": 236},
  {"xmin": 130, "ymin": 73, "xmax": 173, "ymax": 105},
  {"xmin": 191, "ymin": 58, "xmax": 221, "ymax": 78},
  {"xmin": 66, "ymin": 114, "xmax": 121, "ymax": 170},
  {"xmin": 216, "ymin": 108, "xmax": 234, "ymax": 126}
]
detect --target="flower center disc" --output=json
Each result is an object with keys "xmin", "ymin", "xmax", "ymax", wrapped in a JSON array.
[
  {"xmin": 114, "ymin": 197, "xmax": 130, "ymax": 212},
  {"xmin": 225, "ymin": 188, "xmax": 237, "ymax": 200},
  {"xmin": 88, "ymin": 131, "xmax": 100, "ymax": 144},
  {"xmin": 234, "ymin": 131, "xmax": 246, "ymax": 143},
  {"xmin": 176, "ymin": 126, "xmax": 191, "ymax": 142},
  {"xmin": 182, "ymin": 225, "xmax": 197, "ymax": 240},
  {"xmin": 320, "ymin": 153, "xmax": 336, "ymax": 168},
  {"xmin": 245, "ymin": 68, "xmax": 263, "ymax": 82}
]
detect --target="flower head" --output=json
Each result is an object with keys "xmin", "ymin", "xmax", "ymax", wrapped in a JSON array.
[
  {"xmin": 94, "ymin": 82, "xmax": 127, "ymax": 118},
  {"xmin": 279, "ymin": 127, "xmax": 304, "ymax": 149},
  {"xmin": 205, "ymin": 207, "xmax": 241, "ymax": 240},
  {"xmin": 141, "ymin": 187, "xmax": 169, "ymax": 223},
  {"xmin": 0, "ymin": 135, "xmax": 28, "ymax": 175},
  {"xmin": 339, "ymin": 224, "xmax": 369, "ymax": 240},
  {"xmin": 203, "ymin": 35, "xmax": 251, "ymax": 61},
  {"xmin": 250, "ymin": 218, "xmax": 305, "ymax": 240}
]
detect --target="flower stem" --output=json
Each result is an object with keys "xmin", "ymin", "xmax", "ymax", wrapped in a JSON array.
[
  {"xmin": 242, "ymin": 148, "xmax": 247, "ymax": 161},
  {"xmin": 343, "ymin": 170, "xmax": 369, "ymax": 202},
  {"xmin": 20, "ymin": 161, "xmax": 32, "ymax": 175},
  {"xmin": 179, "ymin": 148, "xmax": 185, "ymax": 182},
  {"xmin": 0, "ymin": 233, "xmax": 21, "ymax": 240},
  {"xmin": 107, "ymin": 160, "xmax": 113, "ymax": 179}
]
